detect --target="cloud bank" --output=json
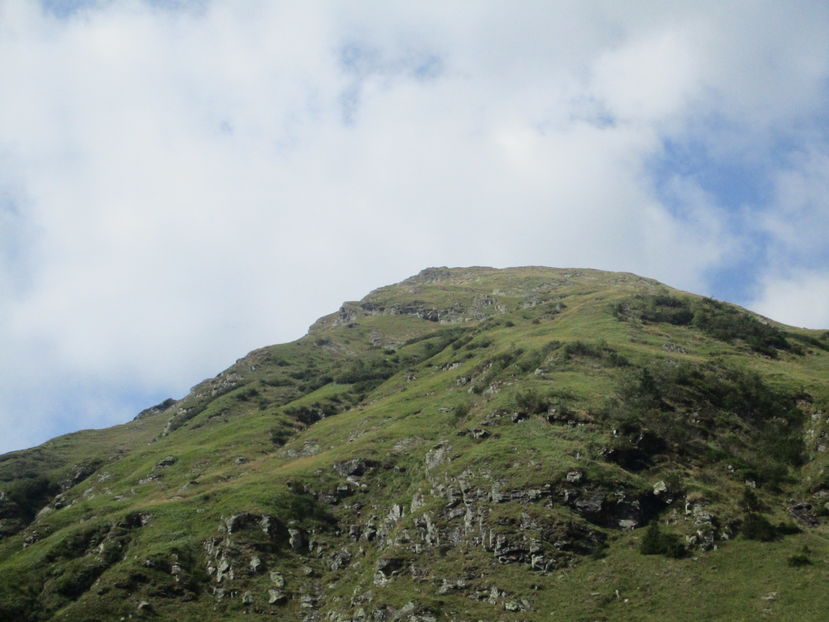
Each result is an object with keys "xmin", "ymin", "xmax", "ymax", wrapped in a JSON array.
[{"xmin": 1, "ymin": 1, "xmax": 828, "ymax": 452}]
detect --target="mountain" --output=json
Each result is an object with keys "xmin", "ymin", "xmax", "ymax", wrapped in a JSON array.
[{"xmin": 1, "ymin": 266, "xmax": 828, "ymax": 621}]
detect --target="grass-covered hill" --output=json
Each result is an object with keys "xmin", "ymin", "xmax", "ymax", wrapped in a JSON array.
[{"xmin": 1, "ymin": 266, "xmax": 828, "ymax": 621}]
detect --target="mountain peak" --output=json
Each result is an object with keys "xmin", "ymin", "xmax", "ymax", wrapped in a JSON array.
[{"xmin": 1, "ymin": 267, "xmax": 828, "ymax": 620}]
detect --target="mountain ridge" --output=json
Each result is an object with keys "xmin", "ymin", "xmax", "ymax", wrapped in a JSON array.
[{"xmin": 1, "ymin": 266, "xmax": 828, "ymax": 621}]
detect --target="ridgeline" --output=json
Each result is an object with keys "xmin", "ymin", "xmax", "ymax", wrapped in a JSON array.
[{"xmin": 1, "ymin": 266, "xmax": 828, "ymax": 621}]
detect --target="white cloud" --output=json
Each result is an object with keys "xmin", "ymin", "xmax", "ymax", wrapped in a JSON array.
[
  {"xmin": 0, "ymin": 1, "xmax": 828, "ymax": 452},
  {"xmin": 762, "ymin": 148, "xmax": 829, "ymax": 260},
  {"xmin": 750, "ymin": 271, "xmax": 829, "ymax": 329}
]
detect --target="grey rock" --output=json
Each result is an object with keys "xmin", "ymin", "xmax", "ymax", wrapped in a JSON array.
[
  {"xmin": 329, "ymin": 548, "xmax": 352, "ymax": 571},
  {"xmin": 424, "ymin": 442, "xmax": 451, "ymax": 470},
  {"xmin": 249, "ymin": 556, "xmax": 261, "ymax": 573},
  {"xmin": 488, "ymin": 586, "xmax": 505, "ymax": 604},
  {"xmin": 268, "ymin": 588, "xmax": 286, "ymax": 604},
  {"xmin": 156, "ymin": 455, "xmax": 177, "ymax": 468},
  {"xmin": 410, "ymin": 492, "xmax": 426, "ymax": 513},
  {"xmin": 387, "ymin": 504, "xmax": 404, "ymax": 522},
  {"xmin": 788, "ymin": 501, "xmax": 818, "ymax": 527},
  {"xmin": 573, "ymin": 490, "xmax": 605, "ymax": 516},
  {"xmin": 374, "ymin": 557, "xmax": 406, "ymax": 586},
  {"xmin": 437, "ymin": 578, "xmax": 466, "ymax": 594},
  {"xmin": 289, "ymin": 527, "xmax": 307, "ymax": 552},
  {"xmin": 565, "ymin": 471, "xmax": 583, "ymax": 484},
  {"xmin": 334, "ymin": 459, "xmax": 379, "ymax": 477},
  {"xmin": 225, "ymin": 512, "xmax": 259, "ymax": 533}
]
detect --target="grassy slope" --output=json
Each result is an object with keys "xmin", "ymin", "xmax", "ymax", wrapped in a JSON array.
[{"xmin": 0, "ymin": 266, "xmax": 827, "ymax": 621}]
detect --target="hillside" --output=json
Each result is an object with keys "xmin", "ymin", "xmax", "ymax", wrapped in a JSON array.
[{"xmin": 1, "ymin": 266, "xmax": 828, "ymax": 621}]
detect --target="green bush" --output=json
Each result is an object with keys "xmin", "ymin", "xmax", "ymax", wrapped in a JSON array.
[
  {"xmin": 516, "ymin": 348, "xmax": 545, "ymax": 373},
  {"xmin": 740, "ymin": 487, "xmax": 761, "ymax": 512},
  {"xmin": 5, "ymin": 476, "xmax": 59, "ymax": 521},
  {"xmin": 639, "ymin": 521, "xmax": 686, "ymax": 558},
  {"xmin": 741, "ymin": 513, "xmax": 778, "ymax": 541},
  {"xmin": 515, "ymin": 389, "xmax": 549, "ymax": 415},
  {"xmin": 452, "ymin": 402, "xmax": 471, "ymax": 421},
  {"xmin": 615, "ymin": 294, "xmax": 794, "ymax": 355},
  {"xmin": 283, "ymin": 401, "xmax": 340, "ymax": 425},
  {"xmin": 270, "ymin": 427, "xmax": 292, "ymax": 446},
  {"xmin": 561, "ymin": 341, "xmax": 628, "ymax": 367},
  {"xmin": 787, "ymin": 546, "xmax": 813, "ymax": 567},
  {"xmin": 787, "ymin": 554, "xmax": 812, "ymax": 567},
  {"xmin": 334, "ymin": 357, "xmax": 397, "ymax": 384}
]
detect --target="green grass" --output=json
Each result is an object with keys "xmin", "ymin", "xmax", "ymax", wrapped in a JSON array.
[{"xmin": 1, "ymin": 266, "xmax": 828, "ymax": 621}]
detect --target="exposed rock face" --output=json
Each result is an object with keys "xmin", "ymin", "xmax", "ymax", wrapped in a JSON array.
[
  {"xmin": 334, "ymin": 459, "xmax": 379, "ymax": 477},
  {"xmin": 134, "ymin": 397, "xmax": 178, "ymax": 421},
  {"xmin": 204, "ymin": 512, "xmax": 291, "ymax": 589},
  {"xmin": 424, "ymin": 442, "xmax": 451, "ymax": 470}
]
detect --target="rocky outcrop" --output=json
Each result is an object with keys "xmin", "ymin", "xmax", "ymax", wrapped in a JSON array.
[{"xmin": 133, "ymin": 397, "xmax": 178, "ymax": 421}]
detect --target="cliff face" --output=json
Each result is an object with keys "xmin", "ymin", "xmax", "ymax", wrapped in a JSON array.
[{"xmin": 1, "ymin": 266, "xmax": 828, "ymax": 621}]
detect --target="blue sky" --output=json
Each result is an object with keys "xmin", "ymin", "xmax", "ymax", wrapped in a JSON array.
[{"xmin": 1, "ymin": 1, "xmax": 829, "ymax": 454}]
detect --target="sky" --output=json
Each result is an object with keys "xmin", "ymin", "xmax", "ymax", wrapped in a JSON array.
[{"xmin": 1, "ymin": 0, "xmax": 829, "ymax": 454}]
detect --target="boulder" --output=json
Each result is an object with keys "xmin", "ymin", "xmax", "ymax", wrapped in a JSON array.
[{"xmin": 333, "ymin": 459, "xmax": 379, "ymax": 477}]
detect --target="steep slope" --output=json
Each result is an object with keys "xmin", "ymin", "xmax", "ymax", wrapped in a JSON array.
[{"xmin": 1, "ymin": 266, "xmax": 828, "ymax": 621}]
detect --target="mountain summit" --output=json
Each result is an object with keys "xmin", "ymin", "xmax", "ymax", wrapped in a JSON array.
[{"xmin": 1, "ymin": 267, "xmax": 828, "ymax": 621}]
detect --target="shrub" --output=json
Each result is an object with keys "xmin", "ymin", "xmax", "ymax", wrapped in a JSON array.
[
  {"xmin": 452, "ymin": 402, "xmax": 471, "ymax": 421},
  {"xmin": 563, "ymin": 341, "xmax": 603, "ymax": 359},
  {"xmin": 517, "ymin": 349, "xmax": 545, "ymax": 373},
  {"xmin": 639, "ymin": 521, "xmax": 686, "ymax": 558},
  {"xmin": 740, "ymin": 487, "xmax": 761, "ymax": 512},
  {"xmin": 787, "ymin": 554, "xmax": 812, "ymax": 567},
  {"xmin": 283, "ymin": 402, "xmax": 339, "ymax": 425},
  {"xmin": 775, "ymin": 521, "xmax": 801, "ymax": 536},
  {"xmin": 515, "ymin": 389, "xmax": 548, "ymax": 415},
  {"xmin": 235, "ymin": 386, "xmax": 260, "ymax": 401},
  {"xmin": 615, "ymin": 294, "xmax": 794, "ymax": 355},
  {"xmin": 561, "ymin": 341, "xmax": 628, "ymax": 367},
  {"xmin": 270, "ymin": 427, "xmax": 292, "ymax": 446},
  {"xmin": 334, "ymin": 357, "xmax": 396, "ymax": 384},
  {"xmin": 6, "ymin": 476, "xmax": 59, "ymax": 521},
  {"xmin": 741, "ymin": 513, "xmax": 778, "ymax": 541},
  {"xmin": 787, "ymin": 546, "xmax": 813, "ymax": 567}
]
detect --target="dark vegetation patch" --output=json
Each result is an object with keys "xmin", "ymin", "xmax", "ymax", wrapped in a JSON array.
[
  {"xmin": 639, "ymin": 520, "xmax": 686, "ymax": 558},
  {"xmin": 598, "ymin": 361, "xmax": 805, "ymax": 486},
  {"xmin": 787, "ymin": 332, "xmax": 829, "ymax": 352},
  {"xmin": 614, "ymin": 294, "xmax": 800, "ymax": 356},
  {"xmin": 562, "ymin": 341, "xmax": 629, "ymax": 367},
  {"xmin": 402, "ymin": 326, "xmax": 474, "ymax": 350},
  {"xmin": 741, "ymin": 513, "xmax": 800, "ymax": 542},
  {"xmin": 2, "ymin": 475, "xmax": 59, "ymax": 522},
  {"xmin": 470, "ymin": 342, "xmax": 563, "ymax": 394},
  {"xmin": 0, "ymin": 514, "xmax": 152, "ymax": 620},
  {"xmin": 168, "ymin": 327, "xmax": 480, "ymax": 439},
  {"xmin": 283, "ymin": 400, "xmax": 343, "ymax": 426},
  {"xmin": 334, "ymin": 356, "xmax": 399, "ymax": 392},
  {"xmin": 268, "ymin": 488, "xmax": 337, "ymax": 528},
  {"xmin": 335, "ymin": 327, "xmax": 476, "ymax": 395},
  {"xmin": 787, "ymin": 545, "xmax": 814, "ymax": 567}
]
